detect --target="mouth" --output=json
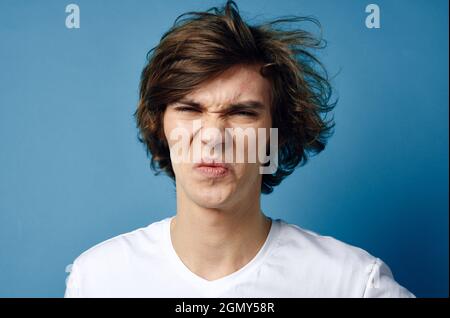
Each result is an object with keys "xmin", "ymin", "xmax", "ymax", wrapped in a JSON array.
[{"xmin": 194, "ymin": 161, "xmax": 231, "ymax": 178}]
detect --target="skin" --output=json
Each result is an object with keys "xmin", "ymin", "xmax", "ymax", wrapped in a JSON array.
[{"xmin": 163, "ymin": 63, "xmax": 274, "ymax": 281}]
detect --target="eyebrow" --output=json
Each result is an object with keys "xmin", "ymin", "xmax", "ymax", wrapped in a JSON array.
[{"xmin": 173, "ymin": 98, "xmax": 266, "ymax": 113}]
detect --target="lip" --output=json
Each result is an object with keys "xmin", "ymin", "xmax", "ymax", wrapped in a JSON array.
[{"xmin": 194, "ymin": 161, "xmax": 230, "ymax": 178}]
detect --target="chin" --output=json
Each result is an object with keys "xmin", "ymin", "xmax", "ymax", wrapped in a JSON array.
[{"xmin": 191, "ymin": 186, "xmax": 235, "ymax": 209}]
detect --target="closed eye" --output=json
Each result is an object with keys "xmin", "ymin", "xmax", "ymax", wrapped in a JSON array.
[
  {"xmin": 175, "ymin": 106, "xmax": 201, "ymax": 113},
  {"xmin": 174, "ymin": 106, "xmax": 258, "ymax": 117},
  {"xmin": 231, "ymin": 111, "xmax": 258, "ymax": 117}
]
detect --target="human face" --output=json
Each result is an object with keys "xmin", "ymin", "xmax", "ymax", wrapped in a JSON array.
[{"xmin": 163, "ymin": 64, "xmax": 273, "ymax": 209}]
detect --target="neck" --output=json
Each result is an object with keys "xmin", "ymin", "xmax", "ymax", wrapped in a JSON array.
[{"xmin": 170, "ymin": 186, "xmax": 272, "ymax": 281}]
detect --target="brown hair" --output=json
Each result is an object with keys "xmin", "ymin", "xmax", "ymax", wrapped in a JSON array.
[{"xmin": 134, "ymin": 0, "xmax": 336, "ymax": 194}]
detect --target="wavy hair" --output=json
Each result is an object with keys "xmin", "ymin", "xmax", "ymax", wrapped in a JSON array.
[{"xmin": 135, "ymin": 0, "xmax": 337, "ymax": 194}]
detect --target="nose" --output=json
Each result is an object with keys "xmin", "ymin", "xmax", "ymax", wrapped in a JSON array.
[{"xmin": 199, "ymin": 115, "xmax": 226, "ymax": 149}]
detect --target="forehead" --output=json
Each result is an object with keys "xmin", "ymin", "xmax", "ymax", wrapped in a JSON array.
[{"xmin": 183, "ymin": 64, "xmax": 272, "ymax": 108}]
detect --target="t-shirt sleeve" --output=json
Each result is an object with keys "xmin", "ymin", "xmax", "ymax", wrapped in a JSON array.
[
  {"xmin": 64, "ymin": 260, "xmax": 83, "ymax": 298},
  {"xmin": 363, "ymin": 257, "xmax": 416, "ymax": 298}
]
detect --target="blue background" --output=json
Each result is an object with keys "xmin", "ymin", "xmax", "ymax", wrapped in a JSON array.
[{"xmin": 0, "ymin": 0, "xmax": 448, "ymax": 297}]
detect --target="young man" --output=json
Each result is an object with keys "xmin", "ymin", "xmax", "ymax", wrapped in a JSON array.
[{"xmin": 65, "ymin": 1, "xmax": 415, "ymax": 297}]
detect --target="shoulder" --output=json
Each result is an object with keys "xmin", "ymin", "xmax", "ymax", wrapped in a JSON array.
[
  {"xmin": 64, "ymin": 217, "xmax": 171, "ymax": 297},
  {"xmin": 67, "ymin": 217, "xmax": 169, "ymax": 280},
  {"xmin": 275, "ymin": 219, "xmax": 376, "ymax": 267},
  {"xmin": 272, "ymin": 219, "xmax": 415, "ymax": 297}
]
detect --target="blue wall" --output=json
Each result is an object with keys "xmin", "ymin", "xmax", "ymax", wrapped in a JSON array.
[{"xmin": 0, "ymin": 0, "xmax": 448, "ymax": 297}]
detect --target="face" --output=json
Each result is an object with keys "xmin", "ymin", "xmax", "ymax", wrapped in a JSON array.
[{"xmin": 163, "ymin": 64, "xmax": 273, "ymax": 209}]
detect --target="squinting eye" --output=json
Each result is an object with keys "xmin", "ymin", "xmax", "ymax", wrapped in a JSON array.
[
  {"xmin": 233, "ymin": 111, "xmax": 257, "ymax": 117},
  {"xmin": 176, "ymin": 107, "xmax": 200, "ymax": 113}
]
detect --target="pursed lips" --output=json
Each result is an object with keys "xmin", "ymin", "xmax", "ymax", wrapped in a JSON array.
[{"xmin": 194, "ymin": 161, "xmax": 231, "ymax": 178}]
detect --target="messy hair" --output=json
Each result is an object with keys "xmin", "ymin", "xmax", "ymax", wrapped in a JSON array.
[{"xmin": 134, "ymin": 0, "xmax": 336, "ymax": 194}]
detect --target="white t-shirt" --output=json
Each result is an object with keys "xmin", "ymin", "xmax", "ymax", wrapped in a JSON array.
[{"xmin": 64, "ymin": 216, "xmax": 415, "ymax": 298}]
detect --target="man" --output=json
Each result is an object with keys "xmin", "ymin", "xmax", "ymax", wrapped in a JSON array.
[{"xmin": 64, "ymin": 1, "xmax": 415, "ymax": 297}]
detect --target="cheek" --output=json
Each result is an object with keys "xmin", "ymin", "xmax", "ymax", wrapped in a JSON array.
[
  {"xmin": 250, "ymin": 117, "xmax": 272, "ymax": 158},
  {"xmin": 258, "ymin": 115, "xmax": 273, "ymax": 148},
  {"xmin": 162, "ymin": 113, "xmax": 172, "ymax": 144},
  {"xmin": 233, "ymin": 162, "xmax": 260, "ymax": 181},
  {"xmin": 163, "ymin": 114, "xmax": 194, "ymax": 147}
]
